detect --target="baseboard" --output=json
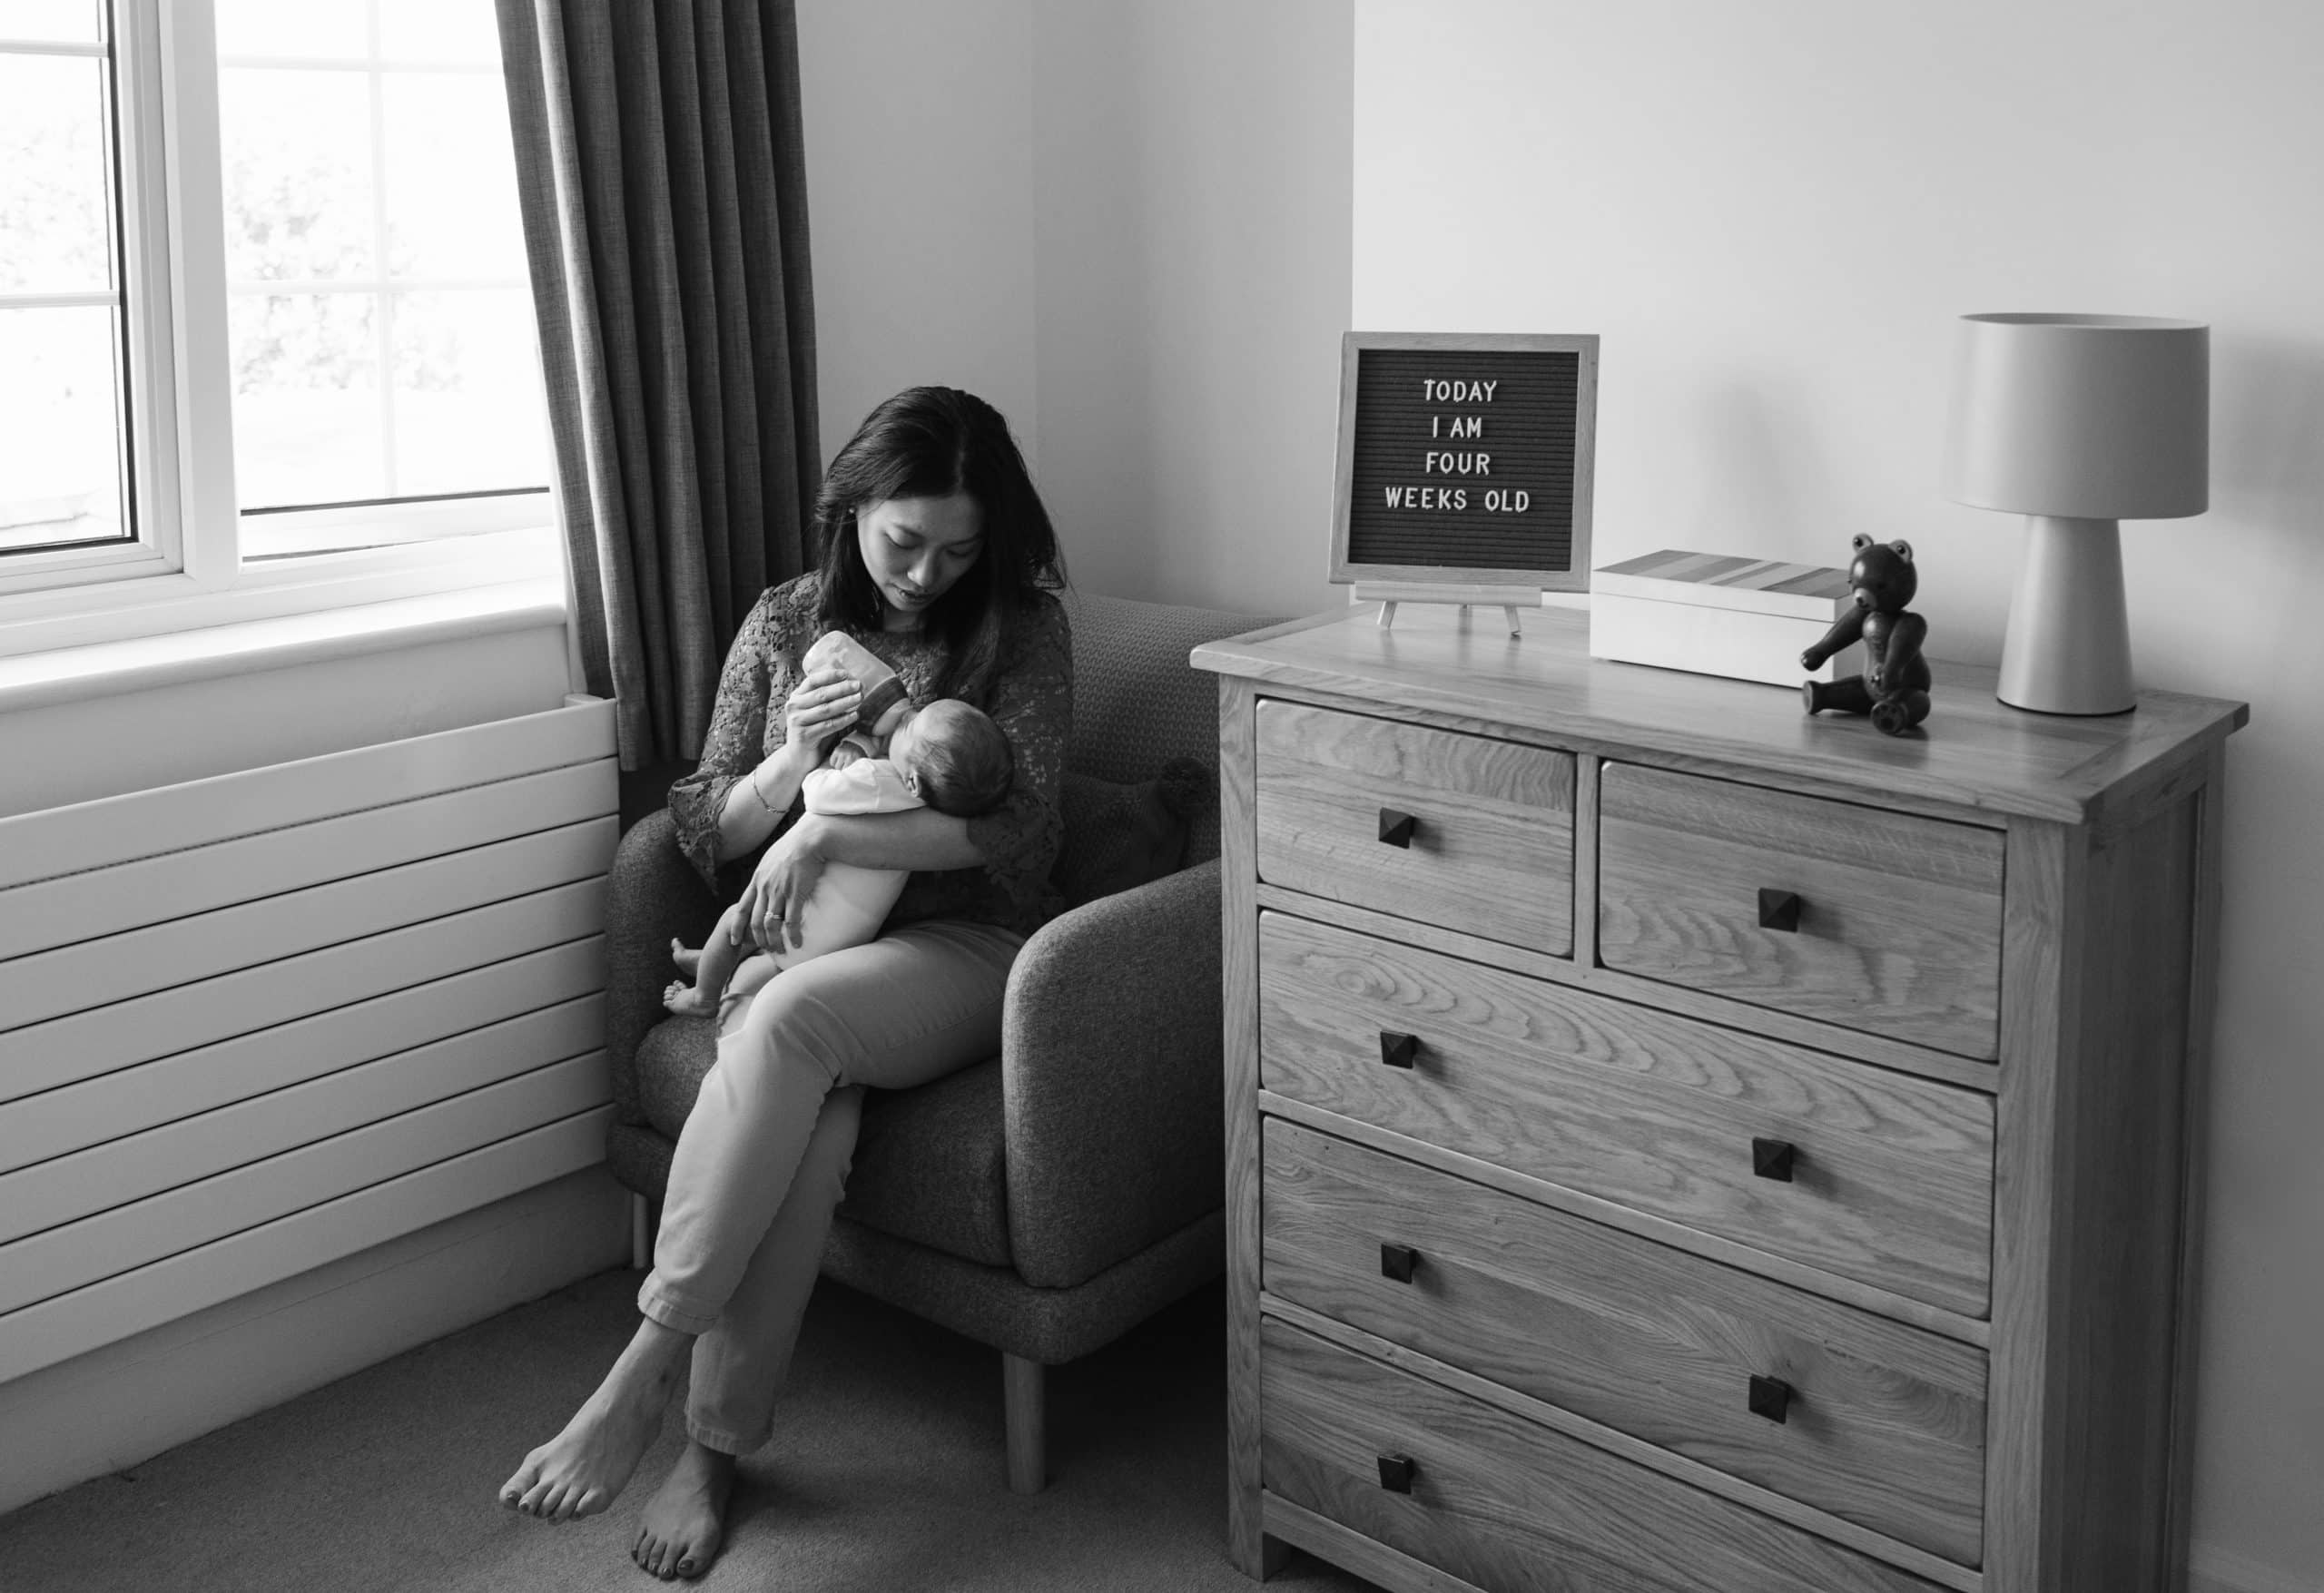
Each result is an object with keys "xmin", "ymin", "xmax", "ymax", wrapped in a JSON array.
[
  {"xmin": 2191, "ymin": 1541, "xmax": 2323, "ymax": 1593},
  {"xmin": 0, "ymin": 1165, "xmax": 629, "ymax": 1516}
]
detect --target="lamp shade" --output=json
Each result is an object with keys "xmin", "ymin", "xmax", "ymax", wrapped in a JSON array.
[{"xmin": 1941, "ymin": 313, "xmax": 2209, "ymax": 519}]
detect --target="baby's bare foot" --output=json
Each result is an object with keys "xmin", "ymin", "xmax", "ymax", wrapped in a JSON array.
[
  {"xmin": 663, "ymin": 980, "xmax": 714, "ymax": 1018},
  {"xmin": 499, "ymin": 1320, "xmax": 686, "ymax": 1522},
  {"xmin": 669, "ymin": 938, "xmax": 702, "ymax": 976},
  {"xmin": 634, "ymin": 1441, "xmax": 736, "ymax": 1580}
]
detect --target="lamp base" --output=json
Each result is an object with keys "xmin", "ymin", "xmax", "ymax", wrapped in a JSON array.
[{"xmin": 1997, "ymin": 514, "xmax": 2136, "ymax": 716}]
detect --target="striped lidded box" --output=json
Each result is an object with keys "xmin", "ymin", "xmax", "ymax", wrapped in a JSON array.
[{"xmin": 1590, "ymin": 548, "xmax": 1862, "ymax": 687}]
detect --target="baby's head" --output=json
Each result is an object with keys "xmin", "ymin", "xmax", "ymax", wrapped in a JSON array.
[{"xmin": 888, "ymin": 699, "xmax": 1013, "ymax": 817}]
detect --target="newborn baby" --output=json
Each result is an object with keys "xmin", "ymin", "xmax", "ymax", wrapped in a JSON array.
[{"xmin": 665, "ymin": 695, "xmax": 1014, "ymax": 1018}]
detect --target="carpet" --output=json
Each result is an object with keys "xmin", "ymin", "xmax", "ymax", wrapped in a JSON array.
[{"xmin": 0, "ymin": 1269, "xmax": 1384, "ymax": 1592}]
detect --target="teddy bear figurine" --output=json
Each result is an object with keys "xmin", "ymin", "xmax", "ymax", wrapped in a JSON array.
[{"xmin": 1801, "ymin": 535, "xmax": 1931, "ymax": 736}]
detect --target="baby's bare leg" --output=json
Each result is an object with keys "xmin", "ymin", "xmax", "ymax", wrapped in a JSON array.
[{"xmin": 665, "ymin": 907, "xmax": 746, "ymax": 1017}]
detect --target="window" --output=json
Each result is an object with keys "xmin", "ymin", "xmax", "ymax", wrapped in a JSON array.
[
  {"xmin": 0, "ymin": 2, "xmax": 134, "ymax": 559},
  {"xmin": 0, "ymin": 0, "xmax": 556, "ymax": 658}
]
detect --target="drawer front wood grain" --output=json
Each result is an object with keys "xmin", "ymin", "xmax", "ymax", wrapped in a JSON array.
[
  {"xmin": 1264, "ymin": 1120, "xmax": 1987, "ymax": 1562},
  {"xmin": 1597, "ymin": 762, "xmax": 2004, "ymax": 1057},
  {"xmin": 1260, "ymin": 1318, "xmax": 1945, "ymax": 1593},
  {"xmin": 1256, "ymin": 701, "xmax": 1573, "ymax": 955},
  {"xmin": 1258, "ymin": 911, "xmax": 1994, "ymax": 1314}
]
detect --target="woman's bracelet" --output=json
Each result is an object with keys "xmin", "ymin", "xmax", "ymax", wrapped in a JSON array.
[{"xmin": 747, "ymin": 767, "xmax": 780, "ymax": 815}]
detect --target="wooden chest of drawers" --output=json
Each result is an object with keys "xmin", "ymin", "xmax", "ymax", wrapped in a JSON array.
[{"xmin": 1195, "ymin": 605, "xmax": 2244, "ymax": 1593}]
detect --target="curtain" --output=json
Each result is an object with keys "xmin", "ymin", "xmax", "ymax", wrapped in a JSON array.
[{"xmin": 497, "ymin": 0, "xmax": 819, "ymax": 772}]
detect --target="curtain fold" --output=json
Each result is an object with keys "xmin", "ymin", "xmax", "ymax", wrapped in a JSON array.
[{"xmin": 497, "ymin": 0, "xmax": 818, "ymax": 771}]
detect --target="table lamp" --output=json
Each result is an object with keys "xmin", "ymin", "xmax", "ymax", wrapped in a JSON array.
[{"xmin": 1940, "ymin": 312, "xmax": 2209, "ymax": 715}]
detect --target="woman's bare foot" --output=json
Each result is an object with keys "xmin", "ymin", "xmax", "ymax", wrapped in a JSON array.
[
  {"xmin": 669, "ymin": 938, "xmax": 702, "ymax": 976},
  {"xmin": 634, "ymin": 1441, "xmax": 736, "ymax": 1580},
  {"xmin": 663, "ymin": 979, "xmax": 714, "ymax": 1018},
  {"xmin": 500, "ymin": 1317, "xmax": 691, "ymax": 1522}
]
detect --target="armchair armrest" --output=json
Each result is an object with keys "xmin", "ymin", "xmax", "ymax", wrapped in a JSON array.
[
  {"xmin": 606, "ymin": 810, "xmax": 724, "ymax": 1128},
  {"xmin": 1000, "ymin": 857, "xmax": 1224, "ymax": 1290}
]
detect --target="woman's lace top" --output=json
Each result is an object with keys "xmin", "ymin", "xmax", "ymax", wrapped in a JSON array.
[{"xmin": 667, "ymin": 573, "xmax": 1071, "ymax": 937}]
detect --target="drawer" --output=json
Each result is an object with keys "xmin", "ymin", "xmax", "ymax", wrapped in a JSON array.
[
  {"xmin": 1256, "ymin": 701, "xmax": 1573, "ymax": 956},
  {"xmin": 1258, "ymin": 912, "xmax": 1995, "ymax": 1314},
  {"xmin": 1596, "ymin": 762, "xmax": 2005, "ymax": 1058},
  {"xmin": 1261, "ymin": 1318, "xmax": 1946, "ymax": 1593},
  {"xmin": 1263, "ymin": 1120, "xmax": 1986, "ymax": 1562}
]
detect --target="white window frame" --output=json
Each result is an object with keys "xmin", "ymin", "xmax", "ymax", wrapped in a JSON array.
[{"xmin": 0, "ymin": 0, "xmax": 558, "ymax": 663}]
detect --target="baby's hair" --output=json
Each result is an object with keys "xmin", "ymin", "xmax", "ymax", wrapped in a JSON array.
[{"xmin": 907, "ymin": 699, "xmax": 1014, "ymax": 817}]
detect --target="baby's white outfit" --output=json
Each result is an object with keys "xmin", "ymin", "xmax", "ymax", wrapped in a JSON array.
[{"xmin": 716, "ymin": 758, "xmax": 921, "ymax": 1018}]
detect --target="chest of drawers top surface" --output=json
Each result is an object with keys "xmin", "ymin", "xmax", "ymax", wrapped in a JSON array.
[{"xmin": 1192, "ymin": 604, "xmax": 2244, "ymax": 826}]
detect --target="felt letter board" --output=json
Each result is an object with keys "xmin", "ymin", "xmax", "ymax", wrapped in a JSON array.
[{"xmin": 1329, "ymin": 331, "xmax": 1599, "ymax": 593}]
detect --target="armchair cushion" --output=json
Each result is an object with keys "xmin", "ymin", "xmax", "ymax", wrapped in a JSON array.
[
  {"xmin": 837, "ymin": 1058, "xmax": 1013, "ymax": 1267},
  {"xmin": 1051, "ymin": 757, "xmax": 1205, "ymax": 910},
  {"xmin": 635, "ymin": 1014, "xmax": 718, "ymax": 1142}
]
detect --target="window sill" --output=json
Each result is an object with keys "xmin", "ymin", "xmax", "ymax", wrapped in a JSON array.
[{"xmin": 0, "ymin": 575, "xmax": 569, "ymax": 715}]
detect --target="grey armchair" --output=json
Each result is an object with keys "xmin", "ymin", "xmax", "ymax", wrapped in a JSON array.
[{"xmin": 600, "ymin": 588, "xmax": 1273, "ymax": 1491}]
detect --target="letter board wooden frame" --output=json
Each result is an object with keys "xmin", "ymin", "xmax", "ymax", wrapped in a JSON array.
[{"xmin": 1329, "ymin": 330, "xmax": 1600, "ymax": 593}]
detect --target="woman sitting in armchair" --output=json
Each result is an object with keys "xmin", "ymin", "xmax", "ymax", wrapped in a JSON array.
[{"xmin": 499, "ymin": 386, "xmax": 1070, "ymax": 1582}]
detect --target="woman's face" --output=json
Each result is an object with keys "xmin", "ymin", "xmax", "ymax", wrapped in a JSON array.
[{"xmin": 856, "ymin": 492, "xmax": 984, "ymax": 626}]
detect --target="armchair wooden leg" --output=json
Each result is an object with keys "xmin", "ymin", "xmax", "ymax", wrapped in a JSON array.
[
  {"xmin": 629, "ymin": 1192, "xmax": 653, "ymax": 1272},
  {"xmin": 1003, "ymin": 1352, "xmax": 1045, "ymax": 1494}
]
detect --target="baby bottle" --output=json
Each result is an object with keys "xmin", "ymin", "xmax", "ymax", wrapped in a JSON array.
[{"xmin": 802, "ymin": 631, "xmax": 910, "ymax": 750}]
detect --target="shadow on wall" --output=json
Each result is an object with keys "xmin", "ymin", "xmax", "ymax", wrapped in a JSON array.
[
  {"xmin": 2170, "ymin": 329, "xmax": 2324, "ymax": 1580},
  {"xmin": 2141, "ymin": 330, "xmax": 2324, "ymax": 726},
  {"xmin": 1695, "ymin": 379, "xmax": 1828, "ymax": 564},
  {"xmin": 2214, "ymin": 333, "xmax": 2324, "ymax": 529}
]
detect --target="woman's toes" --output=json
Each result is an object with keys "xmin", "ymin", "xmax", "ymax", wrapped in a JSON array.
[{"xmin": 499, "ymin": 1455, "xmax": 541, "ymax": 1509}]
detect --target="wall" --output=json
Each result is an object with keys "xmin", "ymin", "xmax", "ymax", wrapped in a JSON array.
[
  {"xmin": 1353, "ymin": 2, "xmax": 2324, "ymax": 1587},
  {"xmin": 797, "ymin": 0, "xmax": 1039, "ymax": 478},
  {"xmin": 800, "ymin": 0, "xmax": 1354, "ymax": 620},
  {"xmin": 1030, "ymin": 0, "xmax": 1351, "ymax": 615}
]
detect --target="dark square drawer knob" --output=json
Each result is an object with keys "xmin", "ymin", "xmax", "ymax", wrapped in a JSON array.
[
  {"xmin": 1376, "ymin": 1452, "xmax": 1418, "ymax": 1493},
  {"xmin": 1380, "ymin": 1243, "xmax": 1421, "ymax": 1283},
  {"xmin": 1748, "ymin": 1374, "xmax": 1795, "ymax": 1424},
  {"xmin": 1757, "ymin": 889, "xmax": 1803, "ymax": 932},
  {"xmin": 1378, "ymin": 1030, "xmax": 1421, "ymax": 1069},
  {"xmin": 1752, "ymin": 1137, "xmax": 1797, "ymax": 1182},
  {"xmin": 1378, "ymin": 808, "xmax": 1418, "ymax": 849}
]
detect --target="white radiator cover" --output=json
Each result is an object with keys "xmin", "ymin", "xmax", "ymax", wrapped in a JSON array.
[{"xmin": 0, "ymin": 695, "xmax": 619, "ymax": 1385}]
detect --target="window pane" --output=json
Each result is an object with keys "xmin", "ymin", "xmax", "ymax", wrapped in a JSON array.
[
  {"xmin": 390, "ymin": 289, "xmax": 547, "ymax": 497},
  {"xmin": 0, "ymin": 53, "xmax": 113, "ymax": 293},
  {"xmin": 216, "ymin": 4, "xmax": 551, "ymax": 543},
  {"xmin": 379, "ymin": 0, "xmax": 499, "ymax": 65},
  {"xmin": 383, "ymin": 74, "xmax": 524, "ymax": 279},
  {"xmin": 219, "ymin": 68, "xmax": 375, "ymax": 283},
  {"xmin": 213, "ymin": 0, "xmax": 365, "ymax": 61},
  {"xmin": 0, "ymin": 305, "xmax": 125, "ymax": 551},
  {"xmin": 229, "ymin": 291, "xmax": 385, "ymax": 508},
  {"xmin": 0, "ymin": 1, "xmax": 102, "ymax": 45}
]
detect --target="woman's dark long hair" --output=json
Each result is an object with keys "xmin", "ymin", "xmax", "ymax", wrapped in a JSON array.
[{"xmin": 813, "ymin": 388, "xmax": 1065, "ymax": 705}]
